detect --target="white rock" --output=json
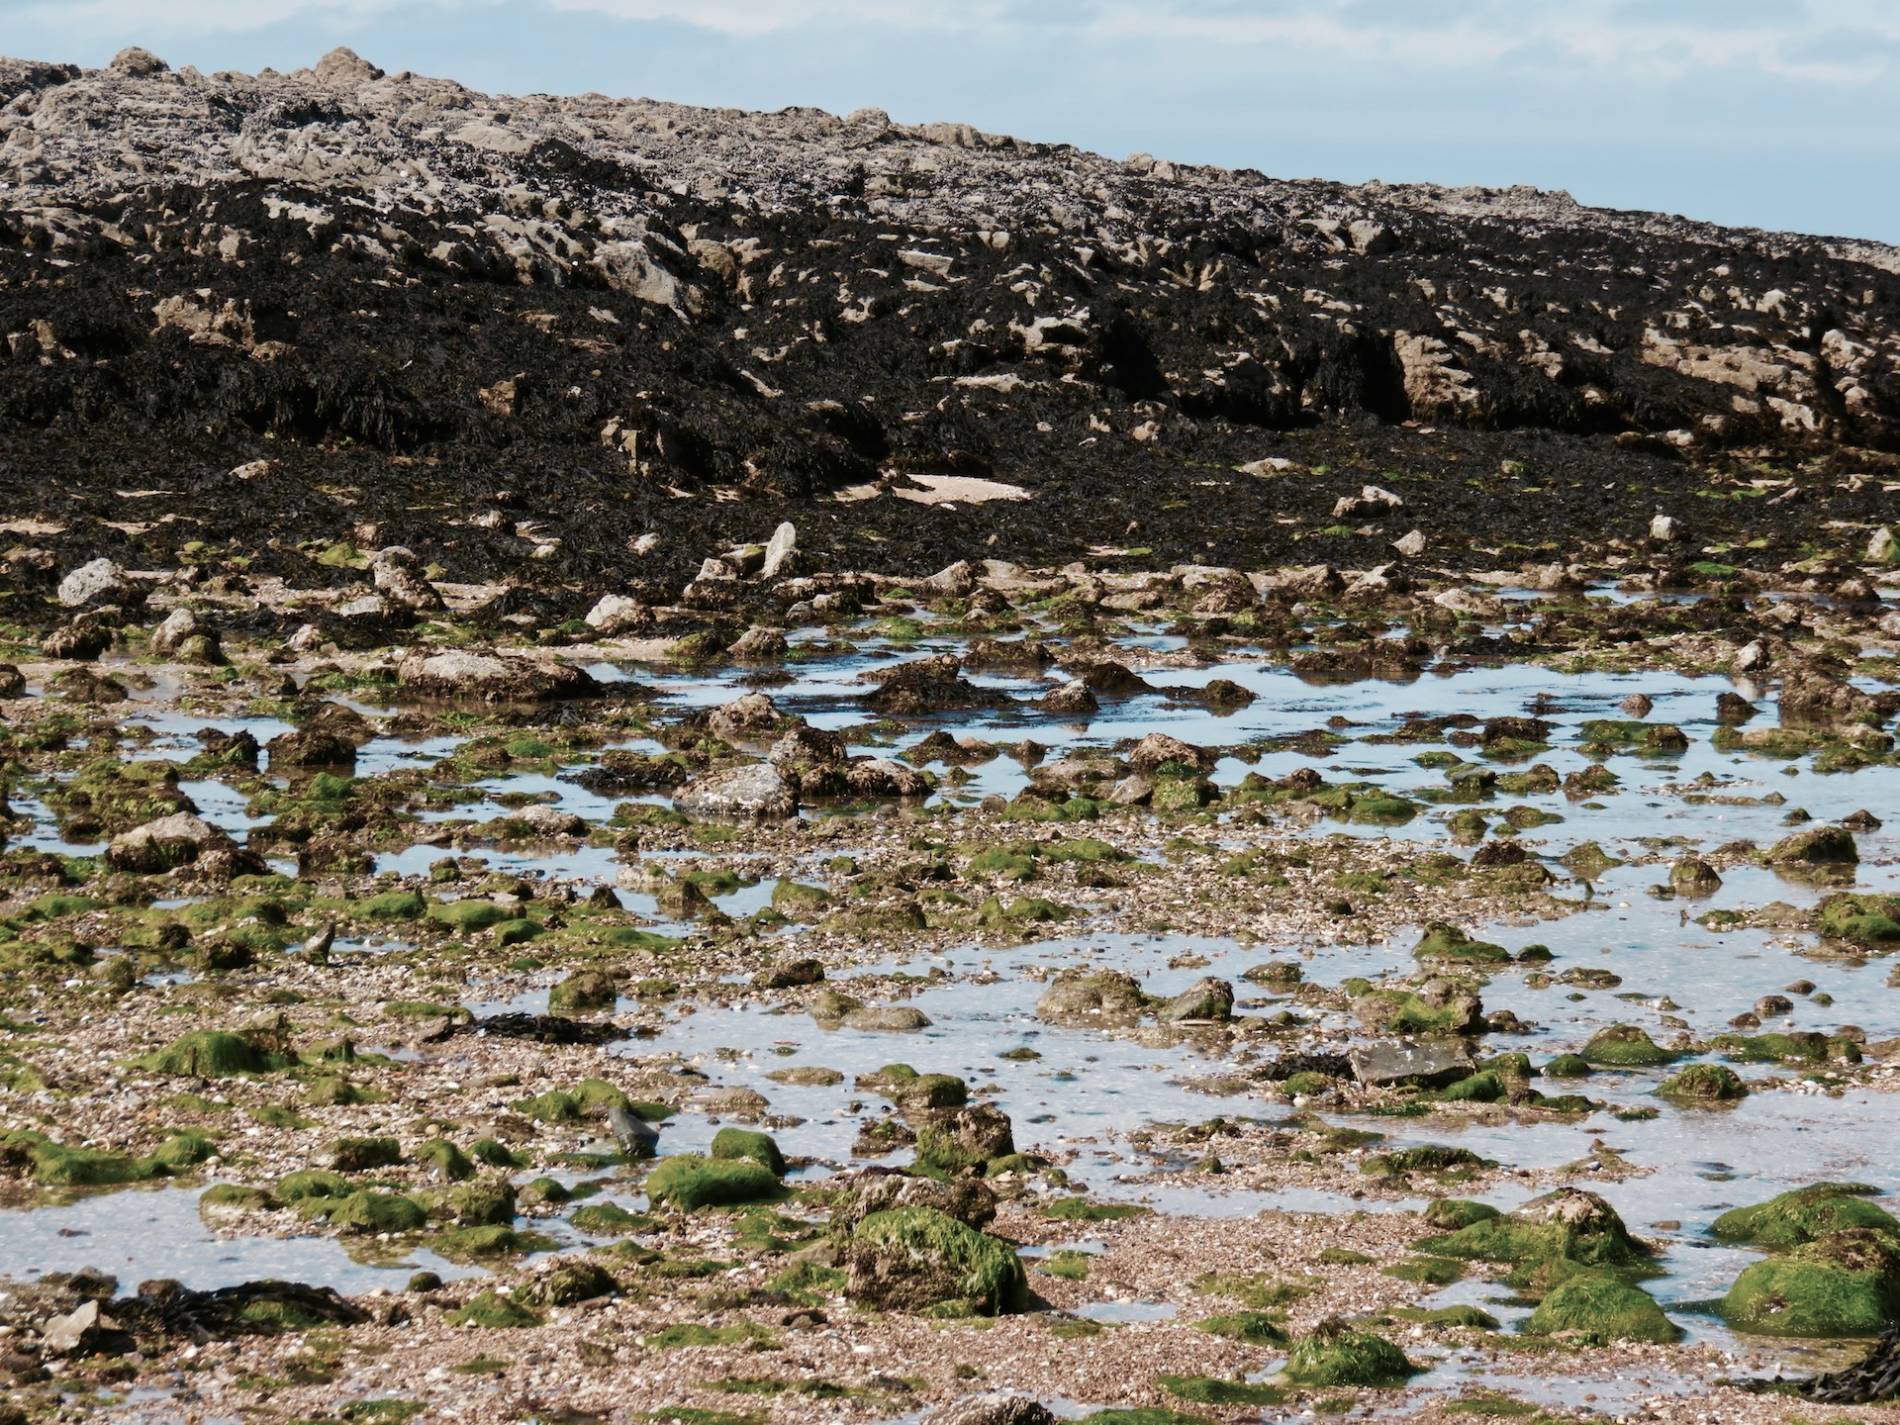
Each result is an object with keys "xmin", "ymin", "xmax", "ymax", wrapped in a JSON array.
[
  {"xmin": 761, "ymin": 521, "xmax": 798, "ymax": 579},
  {"xmin": 58, "ymin": 558, "xmax": 129, "ymax": 608}
]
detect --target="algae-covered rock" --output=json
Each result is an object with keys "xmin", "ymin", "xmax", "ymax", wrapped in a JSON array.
[
  {"xmin": 1719, "ymin": 1229, "xmax": 1900, "ymax": 1337},
  {"xmin": 518, "ymin": 1260, "xmax": 619, "ymax": 1307},
  {"xmin": 843, "ymin": 1205, "xmax": 1028, "ymax": 1315},
  {"xmin": 1, "ymin": 1130, "xmax": 157, "ymax": 1187},
  {"xmin": 828, "ymin": 1169, "xmax": 999, "ymax": 1232},
  {"xmin": 1523, "ymin": 1273, "xmax": 1680, "ymax": 1343},
  {"xmin": 1580, "ymin": 1024, "xmax": 1681, "ymax": 1068},
  {"xmin": 1411, "ymin": 922, "xmax": 1510, "ymax": 965},
  {"xmin": 1764, "ymin": 825, "xmax": 1858, "ymax": 867},
  {"xmin": 1712, "ymin": 1184, "xmax": 1899, "ymax": 1249},
  {"xmin": 1281, "ymin": 1319, "xmax": 1417, "ymax": 1387},
  {"xmin": 446, "ymin": 1290, "xmax": 543, "ymax": 1328},
  {"xmin": 415, "ymin": 1139, "xmax": 476, "ymax": 1182},
  {"xmin": 914, "ymin": 1105, "xmax": 1016, "ymax": 1177},
  {"xmin": 645, "ymin": 1154, "xmax": 783, "ymax": 1210},
  {"xmin": 1034, "ymin": 970, "xmax": 1145, "ymax": 1027},
  {"xmin": 1425, "ymin": 1199, "xmax": 1502, "ymax": 1231},
  {"xmin": 1157, "ymin": 976, "xmax": 1234, "ymax": 1022},
  {"xmin": 1422, "ymin": 1188, "xmax": 1648, "ymax": 1269},
  {"xmin": 447, "ymin": 1179, "xmax": 517, "ymax": 1227},
  {"xmin": 327, "ymin": 1190, "xmax": 427, "ymax": 1234},
  {"xmin": 1349, "ymin": 975, "xmax": 1484, "ymax": 1036},
  {"xmin": 548, "ymin": 969, "xmax": 618, "ymax": 1013},
  {"xmin": 327, "ymin": 1136, "xmax": 402, "ymax": 1172},
  {"xmin": 1817, "ymin": 893, "xmax": 1900, "ymax": 947},
  {"xmin": 137, "ymin": 1029, "xmax": 279, "ymax": 1077},
  {"xmin": 1658, "ymin": 1063, "xmax": 1748, "ymax": 1103},
  {"xmin": 710, "ymin": 1127, "xmax": 786, "ymax": 1176}
]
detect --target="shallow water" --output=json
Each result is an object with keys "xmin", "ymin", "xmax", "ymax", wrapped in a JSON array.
[{"xmin": 0, "ymin": 1185, "xmax": 477, "ymax": 1294}]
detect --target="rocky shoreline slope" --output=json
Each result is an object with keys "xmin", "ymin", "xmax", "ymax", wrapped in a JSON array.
[{"xmin": 1, "ymin": 45, "xmax": 1898, "ymax": 608}]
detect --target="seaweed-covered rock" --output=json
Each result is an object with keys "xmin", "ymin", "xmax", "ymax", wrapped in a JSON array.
[
  {"xmin": 136, "ymin": 1030, "xmax": 278, "ymax": 1077},
  {"xmin": 914, "ymin": 1105, "xmax": 1016, "ymax": 1176},
  {"xmin": 1658, "ymin": 1063, "xmax": 1748, "ymax": 1103},
  {"xmin": 1411, "ymin": 922, "xmax": 1510, "ymax": 964},
  {"xmin": 1764, "ymin": 825, "xmax": 1859, "ymax": 867},
  {"xmin": 1818, "ymin": 894, "xmax": 1900, "ymax": 947},
  {"xmin": 645, "ymin": 1153, "xmax": 783, "ymax": 1210},
  {"xmin": 1720, "ymin": 1230, "xmax": 1900, "ymax": 1338},
  {"xmin": 518, "ymin": 1260, "xmax": 620, "ymax": 1307},
  {"xmin": 1713, "ymin": 1184, "xmax": 1899, "ymax": 1249},
  {"xmin": 710, "ymin": 1127, "xmax": 786, "ymax": 1176},
  {"xmin": 1422, "ymin": 1188, "xmax": 1648, "ymax": 1269},
  {"xmin": 829, "ymin": 1169, "xmax": 999, "ymax": 1231},
  {"xmin": 1034, "ymin": 970, "xmax": 1145, "ymax": 1027},
  {"xmin": 1524, "ymin": 1273, "xmax": 1680, "ymax": 1343},
  {"xmin": 843, "ymin": 1205, "xmax": 1028, "ymax": 1315},
  {"xmin": 1157, "ymin": 976, "xmax": 1234, "ymax": 1022},
  {"xmin": 547, "ymin": 969, "xmax": 618, "ymax": 1013},
  {"xmin": 1580, "ymin": 1024, "xmax": 1681, "ymax": 1068},
  {"xmin": 1281, "ymin": 1319, "xmax": 1417, "ymax": 1387}
]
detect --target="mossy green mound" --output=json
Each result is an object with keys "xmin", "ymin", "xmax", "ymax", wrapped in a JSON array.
[
  {"xmin": 137, "ymin": 1030, "xmax": 279, "ymax": 1077},
  {"xmin": 1719, "ymin": 1229, "xmax": 1900, "ymax": 1337},
  {"xmin": 1658, "ymin": 1063, "xmax": 1748, "ymax": 1103},
  {"xmin": 646, "ymin": 1155, "xmax": 784, "ymax": 1211},
  {"xmin": 1580, "ymin": 1024, "xmax": 1680, "ymax": 1068},
  {"xmin": 547, "ymin": 970, "xmax": 618, "ymax": 1013},
  {"xmin": 710, "ymin": 1128, "xmax": 786, "ymax": 1176},
  {"xmin": 1412, "ymin": 922, "xmax": 1510, "ymax": 964},
  {"xmin": 1421, "ymin": 1188, "xmax": 1648, "ymax": 1270},
  {"xmin": 447, "ymin": 1291, "xmax": 543, "ymax": 1328},
  {"xmin": 1192, "ymin": 1311, "xmax": 1288, "ymax": 1345},
  {"xmin": 326, "ymin": 1191, "xmax": 428, "ymax": 1234},
  {"xmin": 1712, "ymin": 1184, "xmax": 1898, "ymax": 1249},
  {"xmin": 1281, "ymin": 1322, "xmax": 1417, "ymax": 1387},
  {"xmin": 1817, "ymin": 893, "xmax": 1900, "ymax": 946},
  {"xmin": 842, "ymin": 1205, "xmax": 1028, "ymax": 1315},
  {"xmin": 1523, "ymin": 1273, "xmax": 1679, "ymax": 1343}
]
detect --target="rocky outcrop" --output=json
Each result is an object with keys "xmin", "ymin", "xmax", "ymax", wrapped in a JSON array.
[{"xmin": 1, "ymin": 49, "xmax": 1896, "ymax": 598}]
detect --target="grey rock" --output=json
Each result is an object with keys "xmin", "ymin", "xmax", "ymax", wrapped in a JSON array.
[
  {"xmin": 674, "ymin": 762, "xmax": 798, "ymax": 819},
  {"xmin": 1349, "ymin": 1038, "xmax": 1473, "ymax": 1087}
]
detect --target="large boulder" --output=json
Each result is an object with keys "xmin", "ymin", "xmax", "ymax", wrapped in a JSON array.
[
  {"xmin": 829, "ymin": 1169, "xmax": 998, "ymax": 1231},
  {"xmin": 1035, "ymin": 970, "xmax": 1145, "ymax": 1027},
  {"xmin": 707, "ymin": 692, "xmax": 784, "ymax": 742},
  {"xmin": 1720, "ymin": 1229, "xmax": 1900, "ymax": 1338},
  {"xmin": 396, "ymin": 649, "xmax": 599, "ymax": 703},
  {"xmin": 106, "ymin": 813, "xmax": 239, "ymax": 873},
  {"xmin": 842, "ymin": 1206, "xmax": 1028, "ymax": 1315},
  {"xmin": 58, "ymin": 558, "xmax": 133, "ymax": 609},
  {"xmin": 674, "ymin": 763, "xmax": 798, "ymax": 820}
]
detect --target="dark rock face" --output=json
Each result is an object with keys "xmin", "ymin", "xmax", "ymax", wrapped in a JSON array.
[{"xmin": 1, "ymin": 53, "xmax": 1897, "ymax": 597}]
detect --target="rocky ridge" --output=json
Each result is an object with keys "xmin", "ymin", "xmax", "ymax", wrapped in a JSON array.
[{"xmin": 0, "ymin": 45, "xmax": 1898, "ymax": 602}]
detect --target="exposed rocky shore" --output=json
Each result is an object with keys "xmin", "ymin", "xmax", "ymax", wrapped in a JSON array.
[
  {"xmin": 0, "ymin": 44, "xmax": 1898, "ymax": 1425},
  {"xmin": 2, "ymin": 45, "xmax": 1898, "ymax": 611}
]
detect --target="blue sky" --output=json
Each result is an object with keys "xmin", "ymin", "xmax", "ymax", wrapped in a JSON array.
[{"xmin": 7, "ymin": 0, "xmax": 1897, "ymax": 243}]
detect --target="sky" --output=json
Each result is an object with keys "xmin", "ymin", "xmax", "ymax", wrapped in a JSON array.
[{"xmin": 5, "ymin": 0, "xmax": 1897, "ymax": 244}]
